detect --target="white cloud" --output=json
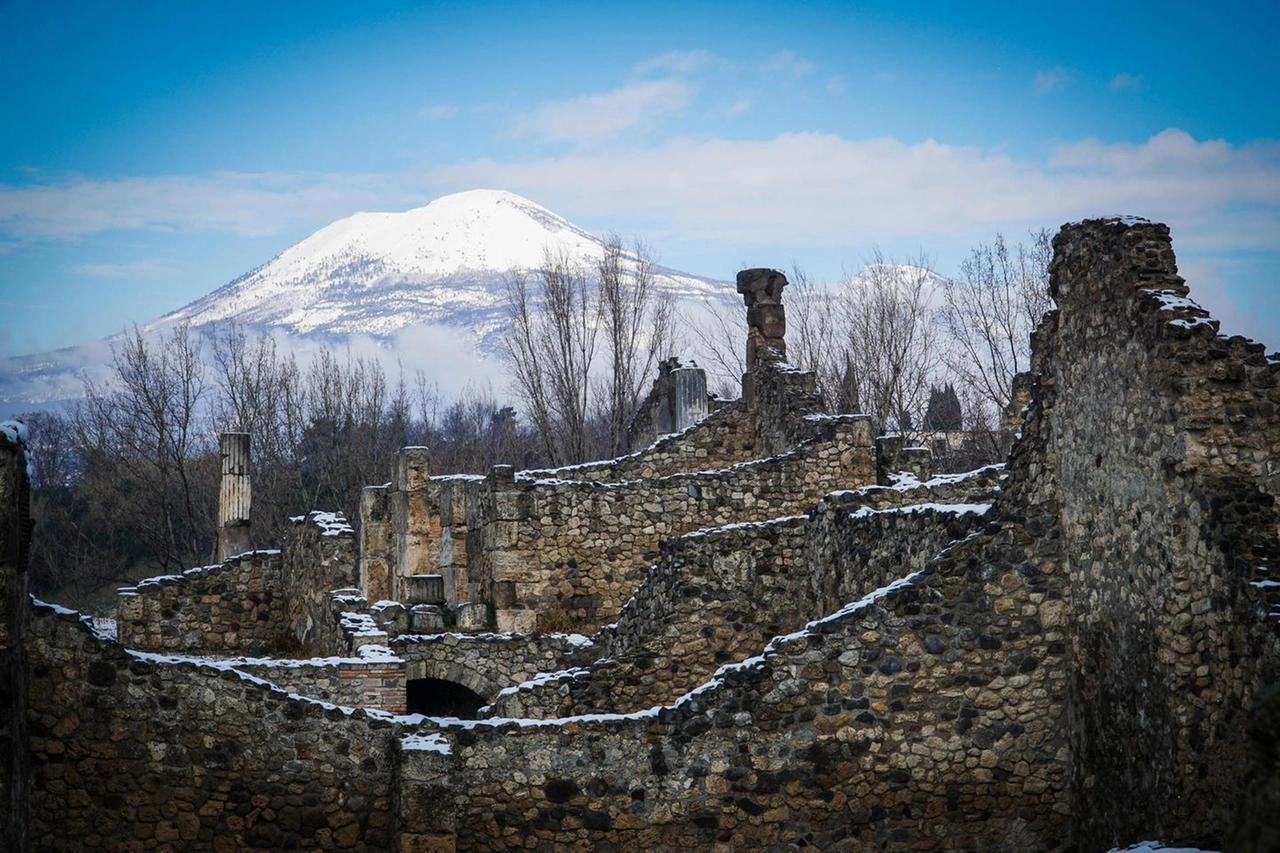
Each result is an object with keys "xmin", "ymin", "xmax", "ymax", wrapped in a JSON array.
[
  {"xmin": 1034, "ymin": 65, "xmax": 1070, "ymax": 95},
  {"xmin": 3, "ymin": 130, "xmax": 1277, "ymax": 273},
  {"xmin": 634, "ymin": 50, "xmax": 718, "ymax": 77},
  {"xmin": 762, "ymin": 51, "xmax": 816, "ymax": 78},
  {"xmin": 511, "ymin": 79, "xmax": 694, "ymax": 144},
  {"xmin": 427, "ymin": 129, "xmax": 1280, "ymax": 255},
  {"xmin": 422, "ymin": 104, "xmax": 458, "ymax": 120},
  {"xmin": 827, "ymin": 75, "xmax": 847, "ymax": 95},
  {"xmin": 1110, "ymin": 72, "xmax": 1144, "ymax": 92},
  {"xmin": 0, "ymin": 171, "xmax": 409, "ymax": 240},
  {"xmin": 71, "ymin": 259, "xmax": 175, "ymax": 279}
]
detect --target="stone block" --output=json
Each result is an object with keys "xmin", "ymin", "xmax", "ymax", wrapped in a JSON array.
[
  {"xmin": 409, "ymin": 605, "xmax": 447, "ymax": 634},
  {"xmin": 393, "ymin": 446, "xmax": 432, "ymax": 492},
  {"xmin": 487, "ymin": 520, "xmax": 521, "ymax": 549},
  {"xmin": 352, "ymin": 630, "xmax": 390, "ymax": 650},
  {"xmin": 495, "ymin": 608, "xmax": 537, "ymax": 634},
  {"xmin": 492, "ymin": 580, "xmax": 517, "ymax": 609},
  {"xmin": 405, "ymin": 574, "xmax": 445, "ymax": 606},
  {"xmin": 454, "ymin": 602, "xmax": 489, "ymax": 631},
  {"xmin": 371, "ymin": 601, "xmax": 408, "ymax": 636}
]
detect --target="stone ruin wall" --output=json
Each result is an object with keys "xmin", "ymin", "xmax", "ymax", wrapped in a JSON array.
[
  {"xmin": 414, "ymin": 510, "xmax": 1074, "ymax": 851},
  {"xmin": 2, "ymin": 431, "xmax": 31, "ymax": 853},
  {"xmin": 356, "ymin": 404, "xmax": 878, "ymax": 637},
  {"xmin": 5, "ymin": 220, "xmax": 1280, "ymax": 851},
  {"xmin": 488, "ymin": 472, "xmax": 997, "ymax": 720},
  {"xmin": 116, "ymin": 511, "xmax": 357, "ymax": 656},
  {"xmin": 477, "ymin": 415, "xmax": 876, "ymax": 633},
  {"xmin": 116, "ymin": 552, "xmax": 286, "ymax": 655},
  {"xmin": 1045, "ymin": 220, "xmax": 1280, "ymax": 847},
  {"xmin": 24, "ymin": 604, "xmax": 406, "ymax": 852},
  {"xmin": 232, "ymin": 655, "xmax": 407, "ymax": 714}
]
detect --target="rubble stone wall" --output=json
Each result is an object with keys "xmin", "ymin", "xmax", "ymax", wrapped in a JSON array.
[
  {"xmin": 1, "ymin": 433, "xmax": 30, "ymax": 853},
  {"xmin": 1047, "ymin": 219, "xmax": 1280, "ymax": 847},
  {"xmin": 424, "ymin": 514, "xmax": 1074, "ymax": 850},
  {"xmin": 26, "ymin": 604, "xmax": 404, "ymax": 852},
  {"xmin": 282, "ymin": 512, "xmax": 358, "ymax": 649},
  {"xmin": 116, "ymin": 552, "xmax": 285, "ymax": 655},
  {"xmin": 481, "ymin": 416, "xmax": 876, "ymax": 632},
  {"xmin": 520, "ymin": 400, "xmax": 760, "ymax": 485},
  {"xmin": 491, "ymin": 484, "xmax": 992, "ymax": 720}
]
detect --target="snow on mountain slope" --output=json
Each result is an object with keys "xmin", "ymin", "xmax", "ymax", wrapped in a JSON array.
[
  {"xmin": 0, "ymin": 190, "xmax": 735, "ymax": 414},
  {"xmin": 156, "ymin": 189, "xmax": 727, "ymax": 340}
]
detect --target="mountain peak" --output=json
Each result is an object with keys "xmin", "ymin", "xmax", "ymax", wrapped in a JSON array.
[{"xmin": 156, "ymin": 189, "xmax": 726, "ymax": 340}]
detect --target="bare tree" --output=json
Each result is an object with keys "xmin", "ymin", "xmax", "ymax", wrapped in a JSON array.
[
  {"xmin": 499, "ymin": 247, "xmax": 603, "ymax": 465},
  {"xmin": 838, "ymin": 250, "xmax": 941, "ymax": 437},
  {"xmin": 938, "ymin": 229, "xmax": 1053, "ymax": 427},
  {"xmin": 75, "ymin": 324, "xmax": 216, "ymax": 572},
  {"xmin": 597, "ymin": 235, "xmax": 674, "ymax": 455},
  {"xmin": 687, "ymin": 294, "xmax": 745, "ymax": 399}
]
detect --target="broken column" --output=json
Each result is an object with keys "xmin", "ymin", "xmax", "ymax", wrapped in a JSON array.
[
  {"xmin": 736, "ymin": 268, "xmax": 788, "ymax": 406},
  {"xmin": 217, "ymin": 432, "xmax": 251, "ymax": 562},
  {"xmin": 626, "ymin": 357, "xmax": 710, "ymax": 448}
]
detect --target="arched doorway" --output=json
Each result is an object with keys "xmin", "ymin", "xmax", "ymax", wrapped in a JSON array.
[{"xmin": 406, "ymin": 677, "xmax": 487, "ymax": 718}]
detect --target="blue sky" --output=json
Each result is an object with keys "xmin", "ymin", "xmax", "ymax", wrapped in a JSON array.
[{"xmin": 2, "ymin": 0, "xmax": 1277, "ymax": 355}]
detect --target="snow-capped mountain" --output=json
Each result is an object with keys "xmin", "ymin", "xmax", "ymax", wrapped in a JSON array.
[
  {"xmin": 0, "ymin": 190, "xmax": 734, "ymax": 414},
  {"xmin": 156, "ymin": 189, "xmax": 727, "ymax": 341}
]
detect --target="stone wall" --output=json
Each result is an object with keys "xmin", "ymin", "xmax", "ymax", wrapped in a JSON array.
[
  {"xmin": 1, "ymin": 428, "xmax": 30, "ymax": 852},
  {"xmin": 518, "ymin": 400, "xmax": 760, "ymax": 485},
  {"xmin": 117, "ymin": 551, "xmax": 285, "ymax": 655},
  {"xmin": 282, "ymin": 511, "xmax": 358, "ymax": 649},
  {"xmin": 232, "ymin": 651, "xmax": 407, "ymax": 714},
  {"xmin": 481, "ymin": 415, "xmax": 876, "ymax": 633},
  {"xmin": 490, "ymin": 473, "xmax": 994, "ymax": 720},
  {"xmin": 391, "ymin": 632, "xmax": 595, "ymax": 703},
  {"xmin": 1046, "ymin": 219, "xmax": 1280, "ymax": 848},
  {"xmin": 26, "ymin": 604, "xmax": 407, "ymax": 851},
  {"xmin": 414, "ymin": 511, "xmax": 1075, "ymax": 850}
]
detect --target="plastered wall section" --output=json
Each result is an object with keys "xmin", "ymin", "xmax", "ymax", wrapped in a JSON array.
[{"xmin": 1046, "ymin": 219, "xmax": 1280, "ymax": 847}]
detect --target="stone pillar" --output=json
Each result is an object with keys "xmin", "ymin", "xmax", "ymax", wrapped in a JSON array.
[
  {"xmin": 359, "ymin": 485, "xmax": 393, "ymax": 604},
  {"xmin": 670, "ymin": 363, "xmax": 708, "ymax": 432},
  {"xmin": 736, "ymin": 268, "xmax": 788, "ymax": 406},
  {"xmin": 390, "ymin": 447, "xmax": 435, "ymax": 602},
  {"xmin": 217, "ymin": 432, "xmax": 251, "ymax": 562}
]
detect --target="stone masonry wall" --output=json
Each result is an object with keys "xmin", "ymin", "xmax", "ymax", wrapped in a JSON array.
[
  {"xmin": 411, "ymin": 506, "xmax": 1074, "ymax": 850},
  {"xmin": 391, "ymin": 632, "xmax": 595, "ymax": 703},
  {"xmin": 117, "ymin": 551, "xmax": 285, "ymax": 655},
  {"xmin": 481, "ymin": 415, "xmax": 875, "ymax": 633},
  {"xmin": 26, "ymin": 603, "xmax": 407, "ymax": 852},
  {"xmin": 519, "ymin": 400, "xmax": 760, "ymax": 485},
  {"xmin": 490, "ymin": 474, "xmax": 994, "ymax": 720},
  {"xmin": 2, "ymin": 429, "xmax": 31, "ymax": 853},
  {"xmin": 233, "ymin": 653, "xmax": 407, "ymax": 714},
  {"xmin": 1047, "ymin": 219, "xmax": 1280, "ymax": 848},
  {"xmin": 282, "ymin": 511, "xmax": 358, "ymax": 649}
]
